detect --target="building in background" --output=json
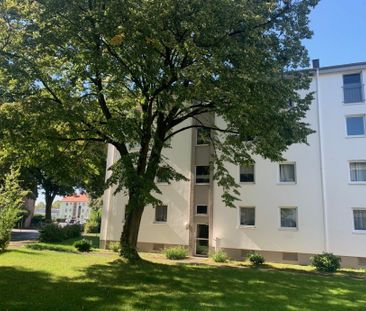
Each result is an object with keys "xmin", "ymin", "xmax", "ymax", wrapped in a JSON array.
[
  {"xmin": 101, "ymin": 60, "xmax": 366, "ymax": 268},
  {"xmin": 59, "ymin": 194, "xmax": 90, "ymax": 224}
]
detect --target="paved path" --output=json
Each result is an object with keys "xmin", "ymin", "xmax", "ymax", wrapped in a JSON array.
[{"xmin": 11, "ymin": 229, "xmax": 39, "ymax": 242}]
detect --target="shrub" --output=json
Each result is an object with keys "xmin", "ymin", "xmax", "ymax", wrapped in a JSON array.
[
  {"xmin": 108, "ymin": 241, "xmax": 120, "ymax": 253},
  {"xmin": 248, "ymin": 252, "xmax": 265, "ymax": 266},
  {"xmin": 39, "ymin": 223, "xmax": 65, "ymax": 243},
  {"xmin": 63, "ymin": 224, "xmax": 82, "ymax": 239},
  {"xmin": 211, "ymin": 250, "xmax": 228, "ymax": 263},
  {"xmin": 165, "ymin": 246, "xmax": 187, "ymax": 260},
  {"xmin": 84, "ymin": 219, "xmax": 100, "ymax": 234},
  {"xmin": 311, "ymin": 253, "xmax": 341, "ymax": 272},
  {"xmin": 73, "ymin": 239, "xmax": 92, "ymax": 252},
  {"xmin": 25, "ymin": 243, "xmax": 76, "ymax": 253},
  {"xmin": 31, "ymin": 215, "xmax": 45, "ymax": 227},
  {"xmin": 0, "ymin": 207, "xmax": 20, "ymax": 251}
]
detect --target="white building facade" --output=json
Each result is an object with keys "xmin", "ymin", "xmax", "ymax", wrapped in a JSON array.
[
  {"xmin": 101, "ymin": 61, "xmax": 366, "ymax": 268},
  {"xmin": 59, "ymin": 194, "xmax": 90, "ymax": 224}
]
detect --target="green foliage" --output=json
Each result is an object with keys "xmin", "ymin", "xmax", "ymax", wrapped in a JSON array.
[
  {"xmin": 73, "ymin": 239, "xmax": 92, "ymax": 252},
  {"xmin": 211, "ymin": 250, "xmax": 228, "ymax": 263},
  {"xmin": 108, "ymin": 242, "xmax": 120, "ymax": 253},
  {"xmin": 165, "ymin": 246, "xmax": 188, "ymax": 260},
  {"xmin": 39, "ymin": 223, "xmax": 82, "ymax": 243},
  {"xmin": 248, "ymin": 252, "xmax": 265, "ymax": 266},
  {"xmin": 311, "ymin": 253, "xmax": 341, "ymax": 273},
  {"xmin": 25, "ymin": 243, "xmax": 77, "ymax": 253},
  {"xmin": 0, "ymin": 168, "xmax": 28, "ymax": 251},
  {"xmin": 84, "ymin": 197, "xmax": 102, "ymax": 234},
  {"xmin": 39, "ymin": 224, "xmax": 65, "ymax": 243},
  {"xmin": 0, "ymin": 0, "xmax": 318, "ymax": 256},
  {"xmin": 31, "ymin": 215, "xmax": 45, "ymax": 227}
]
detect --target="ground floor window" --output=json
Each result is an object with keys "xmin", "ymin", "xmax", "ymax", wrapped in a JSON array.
[
  {"xmin": 240, "ymin": 207, "xmax": 255, "ymax": 226},
  {"xmin": 280, "ymin": 207, "xmax": 297, "ymax": 228},
  {"xmin": 196, "ymin": 224, "xmax": 209, "ymax": 256},
  {"xmin": 353, "ymin": 209, "xmax": 366, "ymax": 231},
  {"xmin": 155, "ymin": 205, "xmax": 167, "ymax": 223}
]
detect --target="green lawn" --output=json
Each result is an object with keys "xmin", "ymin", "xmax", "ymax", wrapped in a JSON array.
[{"xmin": 1, "ymin": 243, "xmax": 366, "ymax": 310}]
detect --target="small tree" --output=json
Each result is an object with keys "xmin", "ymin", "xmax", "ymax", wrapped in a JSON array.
[{"xmin": 0, "ymin": 168, "xmax": 29, "ymax": 251}]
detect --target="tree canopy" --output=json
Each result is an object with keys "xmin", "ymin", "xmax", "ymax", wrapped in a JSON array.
[{"xmin": 0, "ymin": 0, "xmax": 318, "ymax": 259}]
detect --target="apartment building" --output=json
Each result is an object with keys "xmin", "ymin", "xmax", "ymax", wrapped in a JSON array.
[
  {"xmin": 59, "ymin": 194, "xmax": 90, "ymax": 224},
  {"xmin": 100, "ymin": 60, "xmax": 366, "ymax": 268}
]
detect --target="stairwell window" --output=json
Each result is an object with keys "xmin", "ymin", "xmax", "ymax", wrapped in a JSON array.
[
  {"xmin": 343, "ymin": 73, "xmax": 363, "ymax": 103},
  {"xmin": 155, "ymin": 205, "xmax": 167, "ymax": 223},
  {"xmin": 353, "ymin": 209, "xmax": 366, "ymax": 231},
  {"xmin": 350, "ymin": 162, "xmax": 366, "ymax": 183},
  {"xmin": 240, "ymin": 165, "xmax": 255, "ymax": 183},
  {"xmin": 196, "ymin": 166, "xmax": 210, "ymax": 184},
  {"xmin": 279, "ymin": 163, "xmax": 296, "ymax": 183},
  {"xmin": 196, "ymin": 128, "xmax": 211, "ymax": 145},
  {"xmin": 346, "ymin": 115, "xmax": 365, "ymax": 136}
]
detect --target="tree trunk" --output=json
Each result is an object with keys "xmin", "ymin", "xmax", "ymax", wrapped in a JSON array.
[
  {"xmin": 119, "ymin": 195, "xmax": 145, "ymax": 261},
  {"xmin": 45, "ymin": 192, "xmax": 56, "ymax": 222}
]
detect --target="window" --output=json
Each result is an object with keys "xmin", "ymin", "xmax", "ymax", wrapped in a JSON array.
[
  {"xmin": 343, "ymin": 73, "xmax": 363, "ymax": 103},
  {"xmin": 196, "ymin": 166, "xmax": 210, "ymax": 183},
  {"xmin": 240, "ymin": 165, "xmax": 255, "ymax": 183},
  {"xmin": 196, "ymin": 205, "xmax": 208, "ymax": 215},
  {"xmin": 350, "ymin": 162, "xmax": 366, "ymax": 182},
  {"xmin": 240, "ymin": 207, "xmax": 255, "ymax": 226},
  {"xmin": 155, "ymin": 205, "xmax": 167, "ymax": 222},
  {"xmin": 353, "ymin": 209, "xmax": 366, "ymax": 231},
  {"xmin": 346, "ymin": 116, "xmax": 365, "ymax": 136},
  {"xmin": 196, "ymin": 128, "xmax": 210, "ymax": 145},
  {"xmin": 279, "ymin": 163, "xmax": 296, "ymax": 183},
  {"xmin": 280, "ymin": 207, "xmax": 297, "ymax": 228}
]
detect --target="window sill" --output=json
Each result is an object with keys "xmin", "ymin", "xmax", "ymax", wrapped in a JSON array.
[
  {"xmin": 195, "ymin": 183, "xmax": 210, "ymax": 186},
  {"xmin": 195, "ymin": 214, "xmax": 208, "ymax": 217},
  {"xmin": 343, "ymin": 101, "xmax": 365, "ymax": 106},
  {"xmin": 153, "ymin": 221, "xmax": 168, "ymax": 225},
  {"xmin": 349, "ymin": 182, "xmax": 366, "ymax": 185},
  {"xmin": 195, "ymin": 144, "xmax": 210, "ymax": 147},
  {"xmin": 239, "ymin": 182, "xmax": 255, "ymax": 185},
  {"xmin": 352, "ymin": 230, "xmax": 366, "ymax": 235},
  {"xmin": 277, "ymin": 182, "xmax": 297, "ymax": 185},
  {"xmin": 278, "ymin": 227, "xmax": 298, "ymax": 231},
  {"xmin": 239, "ymin": 225, "xmax": 256, "ymax": 229},
  {"xmin": 345, "ymin": 135, "xmax": 366, "ymax": 139}
]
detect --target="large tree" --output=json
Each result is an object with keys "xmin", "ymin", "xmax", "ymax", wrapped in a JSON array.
[{"xmin": 0, "ymin": 0, "xmax": 317, "ymax": 259}]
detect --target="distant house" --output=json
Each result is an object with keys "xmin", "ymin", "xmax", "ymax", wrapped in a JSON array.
[{"xmin": 59, "ymin": 194, "xmax": 90, "ymax": 224}]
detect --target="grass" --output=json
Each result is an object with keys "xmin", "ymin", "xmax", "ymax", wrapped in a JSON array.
[{"xmin": 1, "ymin": 244, "xmax": 366, "ymax": 310}]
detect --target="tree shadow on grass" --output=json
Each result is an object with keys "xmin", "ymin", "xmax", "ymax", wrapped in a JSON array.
[{"xmin": 1, "ymin": 259, "xmax": 366, "ymax": 311}]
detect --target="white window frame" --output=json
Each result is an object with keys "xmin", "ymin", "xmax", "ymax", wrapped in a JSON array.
[
  {"xmin": 278, "ymin": 162, "xmax": 297, "ymax": 184},
  {"xmin": 239, "ymin": 164, "xmax": 256, "ymax": 184},
  {"xmin": 195, "ymin": 204, "xmax": 208, "ymax": 216},
  {"xmin": 345, "ymin": 114, "xmax": 366, "ymax": 138},
  {"xmin": 342, "ymin": 72, "xmax": 365, "ymax": 105},
  {"xmin": 279, "ymin": 207, "xmax": 298, "ymax": 231},
  {"xmin": 352, "ymin": 207, "xmax": 366, "ymax": 234},
  {"xmin": 238, "ymin": 206, "xmax": 256, "ymax": 228},
  {"xmin": 154, "ymin": 205, "xmax": 168, "ymax": 224},
  {"xmin": 349, "ymin": 160, "xmax": 366, "ymax": 184}
]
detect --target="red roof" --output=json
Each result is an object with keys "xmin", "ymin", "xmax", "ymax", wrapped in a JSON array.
[{"xmin": 61, "ymin": 194, "xmax": 89, "ymax": 203}]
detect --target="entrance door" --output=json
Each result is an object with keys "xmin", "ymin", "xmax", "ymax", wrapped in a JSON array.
[{"xmin": 195, "ymin": 224, "xmax": 209, "ymax": 256}]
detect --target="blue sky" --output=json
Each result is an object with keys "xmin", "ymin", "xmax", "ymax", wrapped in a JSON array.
[{"xmin": 304, "ymin": 0, "xmax": 366, "ymax": 67}]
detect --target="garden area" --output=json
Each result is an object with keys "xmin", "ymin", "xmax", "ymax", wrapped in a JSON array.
[{"xmin": 1, "ymin": 236, "xmax": 366, "ymax": 311}]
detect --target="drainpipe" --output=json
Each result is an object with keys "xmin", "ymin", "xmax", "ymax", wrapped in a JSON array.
[{"xmin": 313, "ymin": 59, "xmax": 329, "ymax": 252}]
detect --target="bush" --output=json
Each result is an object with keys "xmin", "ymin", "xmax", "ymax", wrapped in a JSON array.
[
  {"xmin": 84, "ymin": 219, "xmax": 100, "ymax": 234},
  {"xmin": 311, "ymin": 253, "xmax": 341, "ymax": 272},
  {"xmin": 248, "ymin": 252, "xmax": 265, "ymax": 266},
  {"xmin": 63, "ymin": 224, "xmax": 82, "ymax": 239},
  {"xmin": 211, "ymin": 250, "xmax": 228, "ymax": 263},
  {"xmin": 39, "ymin": 223, "xmax": 82, "ymax": 243},
  {"xmin": 165, "ymin": 246, "xmax": 187, "ymax": 260},
  {"xmin": 73, "ymin": 239, "xmax": 92, "ymax": 252},
  {"xmin": 108, "ymin": 241, "xmax": 120, "ymax": 253},
  {"xmin": 0, "ymin": 207, "xmax": 20, "ymax": 251},
  {"xmin": 39, "ymin": 223, "xmax": 65, "ymax": 243},
  {"xmin": 31, "ymin": 215, "xmax": 45, "ymax": 227}
]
